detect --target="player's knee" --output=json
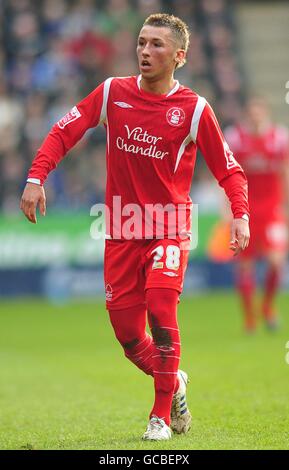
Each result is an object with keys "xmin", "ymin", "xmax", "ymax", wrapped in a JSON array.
[
  {"xmin": 113, "ymin": 328, "xmax": 147, "ymax": 355},
  {"xmin": 123, "ymin": 335, "xmax": 151, "ymax": 360},
  {"xmin": 122, "ymin": 337, "xmax": 141, "ymax": 350},
  {"xmin": 112, "ymin": 328, "xmax": 140, "ymax": 349}
]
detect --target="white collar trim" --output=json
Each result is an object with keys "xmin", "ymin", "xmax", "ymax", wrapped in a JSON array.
[
  {"xmin": 166, "ymin": 80, "xmax": 180, "ymax": 97},
  {"xmin": 137, "ymin": 75, "xmax": 180, "ymax": 97}
]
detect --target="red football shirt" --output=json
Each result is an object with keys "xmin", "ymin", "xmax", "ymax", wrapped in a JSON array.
[
  {"xmin": 28, "ymin": 75, "xmax": 249, "ymax": 238},
  {"xmin": 225, "ymin": 124, "xmax": 289, "ymax": 219}
]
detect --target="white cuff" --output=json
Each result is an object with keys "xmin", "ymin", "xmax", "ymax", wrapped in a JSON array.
[
  {"xmin": 241, "ymin": 214, "xmax": 249, "ymax": 222},
  {"xmin": 27, "ymin": 178, "xmax": 41, "ymax": 185}
]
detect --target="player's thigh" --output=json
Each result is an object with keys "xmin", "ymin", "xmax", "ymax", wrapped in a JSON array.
[
  {"xmin": 143, "ymin": 239, "xmax": 189, "ymax": 293},
  {"xmin": 104, "ymin": 240, "xmax": 146, "ymax": 310}
]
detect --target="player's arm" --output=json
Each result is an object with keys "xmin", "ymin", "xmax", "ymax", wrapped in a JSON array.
[
  {"xmin": 20, "ymin": 81, "xmax": 107, "ymax": 223},
  {"xmin": 195, "ymin": 101, "xmax": 250, "ymax": 256},
  {"xmin": 220, "ymin": 125, "xmax": 243, "ymax": 224},
  {"xmin": 220, "ymin": 173, "xmax": 250, "ymax": 256}
]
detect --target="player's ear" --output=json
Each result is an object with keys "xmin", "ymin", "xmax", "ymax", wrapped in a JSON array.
[{"xmin": 175, "ymin": 49, "xmax": 186, "ymax": 68}]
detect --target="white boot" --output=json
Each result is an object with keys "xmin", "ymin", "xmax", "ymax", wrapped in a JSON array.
[
  {"xmin": 142, "ymin": 415, "xmax": 172, "ymax": 441},
  {"xmin": 170, "ymin": 370, "xmax": 192, "ymax": 434}
]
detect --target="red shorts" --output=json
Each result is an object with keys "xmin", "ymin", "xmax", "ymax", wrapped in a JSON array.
[
  {"xmin": 104, "ymin": 238, "xmax": 190, "ymax": 310},
  {"xmin": 240, "ymin": 214, "xmax": 288, "ymax": 259}
]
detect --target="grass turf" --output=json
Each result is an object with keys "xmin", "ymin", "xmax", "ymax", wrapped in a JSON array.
[{"xmin": 0, "ymin": 292, "xmax": 288, "ymax": 450}]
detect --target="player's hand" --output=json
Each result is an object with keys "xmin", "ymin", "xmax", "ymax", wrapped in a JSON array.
[
  {"xmin": 230, "ymin": 218, "xmax": 250, "ymax": 256},
  {"xmin": 20, "ymin": 183, "xmax": 46, "ymax": 224}
]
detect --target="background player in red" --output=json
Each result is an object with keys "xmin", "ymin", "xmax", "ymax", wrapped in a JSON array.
[
  {"xmin": 20, "ymin": 14, "xmax": 250, "ymax": 441},
  {"xmin": 225, "ymin": 97, "xmax": 289, "ymax": 332}
]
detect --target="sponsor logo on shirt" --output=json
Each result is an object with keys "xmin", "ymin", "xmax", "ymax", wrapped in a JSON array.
[
  {"xmin": 116, "ymin": 125, "xmax": 169, "ymax": 160},
  {"xmin": 162, "ymin": 272, "xmax": 178, "ymax": 277},
  {"xmin": 114, "ymin": 101, "xmax": 133, "ymax": 108},
  {"xmin": 57, "ymin": 106, "xmax": 81, "ymax": 129},
  {"xmin": 166, "ymin": 107, "xmax": 185, "ymax": 127}
]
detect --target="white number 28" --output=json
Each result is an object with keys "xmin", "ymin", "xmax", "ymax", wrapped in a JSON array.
[{"xmin": 151, "ymin": 245, "xmax": 180, "ymax": 270}]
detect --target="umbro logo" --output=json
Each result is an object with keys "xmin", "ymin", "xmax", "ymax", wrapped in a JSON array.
[{"xmin": 114, "ymin": 101, "xmax": 133, "ymax": 109}]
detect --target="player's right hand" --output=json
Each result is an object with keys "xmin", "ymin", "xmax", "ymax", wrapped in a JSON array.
[
  {"xmin": 230, "ymin": 217, "xmax": 250, "ymax": 256},
  {"xmin": 20, "ymin": 183, "xmax": 46, "ymax": 224}
]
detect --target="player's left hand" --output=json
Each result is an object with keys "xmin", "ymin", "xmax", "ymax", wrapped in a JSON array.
[{"xmin": 230, "ymin": 218, "xmax": 250, "ymax": 256}]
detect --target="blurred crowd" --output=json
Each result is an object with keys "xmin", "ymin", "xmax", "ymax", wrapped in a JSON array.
[{"xmin": 0, "ymin": 0, "xmax": 245, "ymax": 213}]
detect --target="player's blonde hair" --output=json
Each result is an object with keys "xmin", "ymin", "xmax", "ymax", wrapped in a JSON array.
[{"xmin": 143, "ymin": 13, "xmax": 190, "ymax": 69}]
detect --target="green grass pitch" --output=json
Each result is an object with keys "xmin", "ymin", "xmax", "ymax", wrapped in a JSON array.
[{"xmin": 0, "ymin": 292, "xmax": 288, "ymax": 450}]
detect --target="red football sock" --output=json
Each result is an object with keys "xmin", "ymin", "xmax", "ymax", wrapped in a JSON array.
[
  {"xmin": 146, "ymin": 288, "xmax": 181, "ymax": 426},
  {"xmin": 262, "ymin": 265, "xmax": 281, "ymax": 320},
  {"xmin": 236, "ymin": 267, "xmax": 256, "ymax": 331},
  {"xmin": 108, "ymin": 304, "xmax": 154, "ymax": 376}
]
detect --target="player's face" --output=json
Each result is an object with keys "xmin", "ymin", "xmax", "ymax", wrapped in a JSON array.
[{"xmin": 137, "ymin": 26, "xmax": 184, "ymax": 80}]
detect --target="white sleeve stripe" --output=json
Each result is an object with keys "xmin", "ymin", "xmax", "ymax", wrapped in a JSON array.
[
  {"xmin": 106, "ymin": 119, "xmax": 110, "ymax": 153},
  {"xmin": 174, "ymin": 133, "xmax": 192, "ymax": 173},
  {"xmin": 190, "ymin": 96, "xmax": 207, "ymax": 143},
  {"xmin": 100, "ymin": 77, "xmax": 114, "ymax": 124}
]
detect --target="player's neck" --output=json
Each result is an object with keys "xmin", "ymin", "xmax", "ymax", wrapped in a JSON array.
[{"xmin": 140, "ymin": 75, "xmax": 176, "ymax": 95}]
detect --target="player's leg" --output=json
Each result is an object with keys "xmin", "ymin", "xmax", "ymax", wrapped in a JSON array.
[
  {"xmin": 262, "ymin": 250, "xmax": 286, "ymax": 329},
  {"xmin": 142, "ymin": 287, "xmax": 180, "ymax": 441},
  {"xmin": 108, "ymin": 304, "xmax": 154, "ymax": 376},
  {"xmin": 104, "ymin": 239, "xmax": 154, "ymax": 376},
  {"xmin": 236, "ymin": 258, "xmax": 256, "ymax": 332},
  {"xmin": 146, "ymin": 287, "xmax": 180, "ymax": 426},
  {"xmin": 142, "ymin": 239, "xmax": 191, "ymax": 439}
]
